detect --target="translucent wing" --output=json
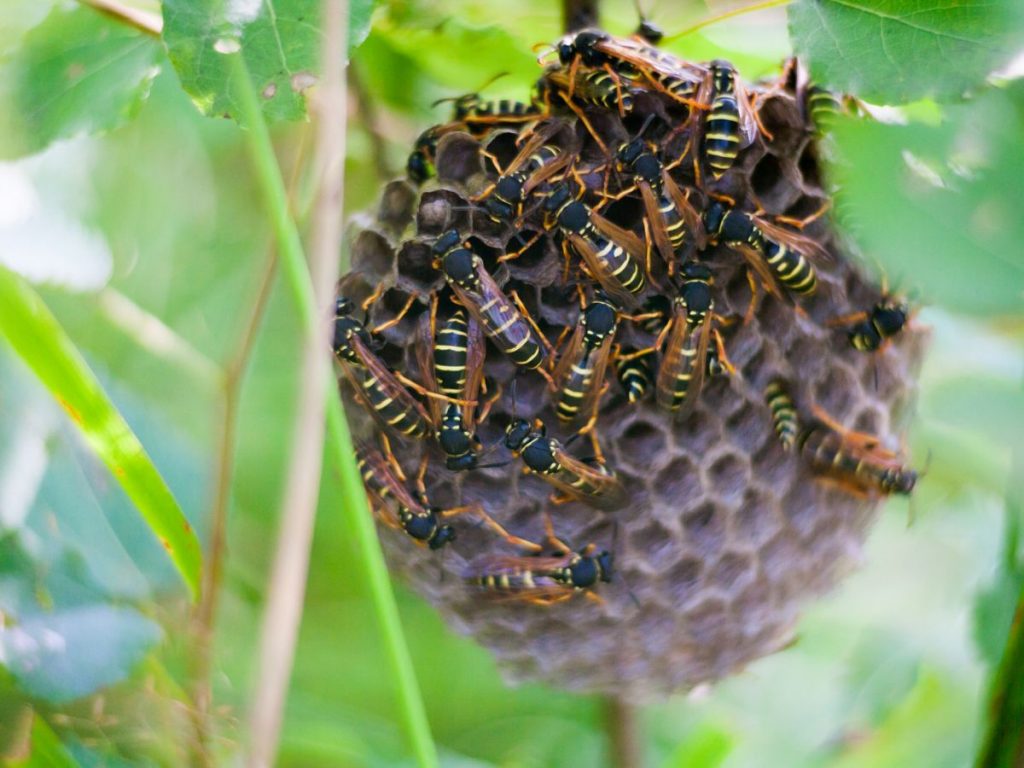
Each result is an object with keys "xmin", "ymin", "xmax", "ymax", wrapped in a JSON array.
[
  {"xmin": 663, "ymin": 173, "xmax": 706, "ymax": 249},
  {"xmin": 462, "ymin": 313, "xmax": 486, "ymax": 432},
  {"xmin": 415, "ymin": 311, "xmax": 443, "ymax": 426}
]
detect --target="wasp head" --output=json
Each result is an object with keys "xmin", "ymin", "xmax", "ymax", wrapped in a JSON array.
[{"xmin": 504, "ymin": 418, "xmax": 533, "ymax": 452}]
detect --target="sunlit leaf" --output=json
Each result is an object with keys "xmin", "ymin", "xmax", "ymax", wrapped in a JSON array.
[
  {"xmin": 0, "ymin": 266, "xmax": 202, "ymax": 599},
  {"xmin": 6, "ymin": 717, "xmax": 77, "ymax": 768},
  {"xmin": 788, "ymin": 0, "xmax": 1024, "ymax": 103},
  {"xmin": 2, "ymin": 7, "xmax": 161, "ymax": 159},
  {"xmin": 830, "ymin": 83, "xmax": 1024, "ymax": 316},
  {"xmin": 161, "ymin": 0, "xmax": 375, "ymax": 122}
]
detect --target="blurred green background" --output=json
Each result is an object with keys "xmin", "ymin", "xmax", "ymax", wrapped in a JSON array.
[{"xmin": 1, "ymin": 0, "xmax": 1022, "ymax": 766}]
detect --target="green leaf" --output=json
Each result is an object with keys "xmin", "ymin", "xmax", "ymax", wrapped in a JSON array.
[
  {"xmin": 161, "ymin": 0, "xmax": 375, "ymax": 122},
  {"xmin": 0, "ymin": 604, "xmax": 161, "ymax": 704},
  {"xmin": 0, "ymin": 265, "xmax": 202, "ymax": 600},
  {"xmin": 829, "ymin": 83, "xmax": 1024, "ymax": 316},
  {"xmin": 788, "ymin": 0, "xmax": 1024, "ymax": 104},
  {"xmin": 2, "ymin": 7, "xmax": 161, "ymax": 159},
  {"xmin": 662, "ymin": 724, "xmax": 734, "ymax": 768}
]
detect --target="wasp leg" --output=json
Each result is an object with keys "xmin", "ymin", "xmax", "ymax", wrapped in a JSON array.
[
  {"xmin": 775, "ymin": 200, "xmax": 831, "ymax": 230},
  {"xmin": 360, "ymin": 282, "xmax": 387, "ymax": 312},
  {"xmin": 371, "ymin": 291, "xmax": 419, "ymax": 333}
]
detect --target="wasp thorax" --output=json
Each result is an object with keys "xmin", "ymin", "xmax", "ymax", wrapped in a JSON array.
[{"xmin": 342, "ymin": 30, "xmax": 926, "ymax": 700}]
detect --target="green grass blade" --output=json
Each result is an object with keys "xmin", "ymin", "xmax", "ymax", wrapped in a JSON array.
[
  {"xmin": 0, "ymin": 265, "xmax": 203, "ymax": 601},
  {"xmin": 228, "ymin": 52, "xmax": 439, "ymax": 768}
]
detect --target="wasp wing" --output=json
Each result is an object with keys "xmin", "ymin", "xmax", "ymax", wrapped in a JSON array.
[
  {"xmin": 349, "ymin": 332, "xmax": 433, "ymax": 438},
  {"xmin": 462, "ymin": 313, "xmax": 486, "ymax": 432},
  {"xmin": 567, "ymin": 232, "xmax": 641, "ymax": 310},
  {"xmin": 751, "ymin": 214, "xmax": 832, "ymax": 262},
  {"xmin": 732, "ymin": 78, "xmax": 761, "ymax": 148},
  {"xmin": 639, "ymin": 180, "xmax": 677, "ymax": 269},
  {"xmin": 551, "ymin": 320, "xmax": 587, "ymax": 394},
  {"xmin": 663, "ymin": 172, "xmax": 707, "ymax": 249},
  {"xmin": 550, "ymin": 443, "xmax": 627, "ymax": 511},
  {"xmin": 415, "ymin": 311, "xmax": 443, "ymax": 426},
  {"xmin": 589, "ymin": 208, "xmax": 647, "ymax": 264}
]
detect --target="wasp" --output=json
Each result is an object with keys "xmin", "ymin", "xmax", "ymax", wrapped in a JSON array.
[
  {"xmin": 655, "ymin": 262, "xmax": 732, "ymax": 417},
  {"xmin": 615, "ymin": 137, "xmax": 705, "ymax": 272},
  {"xmin": 556, "ymin": 30, "xmax": 706, "ymax": 109},
  {"xmin": 432, "ymin": 230, "xmax": 550, "ymax": 372},
  {"xmin": 504, "ymin": 417, "xmax": 626, "ymax": 511},
  {"xmin": 832, "ymin": 298, "xmax": 910, "ymax": 352},
  {"xmin": 764, "ymin": 379, "xmax": 798, "ymax": 451},
  {"xmin": 479, "ymin": 121, "xmax": 573, "ymax": 226},
  {"xmin": 539, "ymin": 64, "xmax": 640, "ymax": 118},
  {"xmin": 464, "ymin": 514, "xmax": 614, "ymax": 605},
  {"xmin": 686, "ymin": 60, "xmax": 762, "ymax": 179},
  {"xmin": 545, "ymin": 183, "xmax": 647, "ymax": 308},
  {"xmin": 358, "ymin": 443, "xmax": 536, "ymax": 550},
  {"xmin": 797, "ymin": 407, "xmax": 917, "ymax": 496},
  {"xmin": 407, "ymin": 126, "xmax": 442, "ymax": 185},
  {"xmin": 415, "ymin": 303, "xmax": 489, "ymax": 471},
  {"xmin": 703, "ymin": 201, "xmax": 827, "ymax": 302},
  {"xmin": 614, "ymin": 347, "xmax": 653, "ymax": 403},
  {"xmin": 333, "ymin": 298, "xmax": 434, "ymax": 440},
  {"xmin": 551, "ymin": 292, "xmax": 619, "ymax": 430}
]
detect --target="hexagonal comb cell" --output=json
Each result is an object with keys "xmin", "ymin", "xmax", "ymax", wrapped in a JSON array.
[{"xmin": 338, "ymin": 37, "xmax": 928, "ymax": 699}]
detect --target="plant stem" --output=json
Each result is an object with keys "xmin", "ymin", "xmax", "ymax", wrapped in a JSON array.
[
  {"xmin": 563, "ymin": 0, "xmax": 599, "ymax": 33},
  {"xmin": 76, "ymin": 0, "xmax": 162, "ymax": 36},
  {"xmin": 661, "ymin": 0, "xmax": 792, "ymax": 42},
  {"xmin": 188, "ymin": 249, "xmax": 278, "ymax": 766},
  {"xmin": 229, "ymin": 7, "xmax": 437, "ymax": 768},
  {"xmin": 605, "ymin": 696, "xmax": 643, "ymax": 768},
  {"xmin": 975, "ymin": 375, "xmax": 1024, "ymax": 768}
]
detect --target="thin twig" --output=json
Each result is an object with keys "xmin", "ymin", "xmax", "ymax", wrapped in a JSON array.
[
  {"xmin": 605, "ymin": 696, "xmax": 643, "ymax": 768},
  {"xmin": 661, "ymin": 0, "xmax": 792, "ymax": 42},
  {"xmin": 76, "ymin": 0, "xmax": 162, "ymax": 36},
  {"xmin": 349, "ymin": 62, "xmax": 394, "ymax": 181},
  {"xmin": 188, "ymin": 250, "xmax": 279, "ymax": 765},
  {"xmin": 244, "ymin": 0, "xmax": 348, "ymax": 764}
]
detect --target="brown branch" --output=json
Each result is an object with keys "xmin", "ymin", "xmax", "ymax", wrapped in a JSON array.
[
  {"xmin": 76, "ymin": 0, "xmax": 162, "ymax": 36},
  {"xmin": 349, "ymin": 62, "xmax": 394, "ymax": 182},
  {"xmin": 244, "ymin": 0, "xmax": 348, "ymax": 764},
  {"xmin": 188, "ymin": 248, "xmax": 278, "ymax": 766},
  {"xmin": 563, "ymin": 0, "xmax": 599, "ymax": 33},
  {"xmin": 605, "ymin": 696, "xmax": 643, "ymax": 768}
]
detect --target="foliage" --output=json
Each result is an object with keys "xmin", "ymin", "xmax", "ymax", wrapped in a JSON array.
[
  {"xmin": 788, "ymin": 0, "xmax": 1024, "ymax": 103},
  {"xmin": 0, "ymin": 0, "xmax": 1021, "ymax": 765}
]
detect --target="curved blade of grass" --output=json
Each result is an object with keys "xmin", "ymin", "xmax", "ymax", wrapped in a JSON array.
[
  {"xmin": 229, "ymin": 52, "xmax": 438, "ymax": 768},
  {"xmin": 0, "ymin": 265, "xmax": 202, "ymax": 600}
]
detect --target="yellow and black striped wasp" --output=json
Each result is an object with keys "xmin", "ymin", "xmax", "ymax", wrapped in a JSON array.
[
  {"xmin": 333, "ymin": 298, "xmax": 434, "ymax": 440},
  {"xmin": 504, "ymin": 417, "xmax": 626, "ymax": 511},
  {"xmin": 797, "ymin": 406, "xmax": 917, "ymax": 496},
  {"xmin": 544, "ymin": 182, "xmax": 648, "ymax": 309},
  {"xmin": 614, "ymin": 135, "xmax": 705, "ymax": 275},
  {"xmin": 831, "ymin": 298, "xmax": 911, "ymax": 352},
  {"xmin": 551, "ymin": 291, "xmax": 619, "ymax": 432},
  {"xmin": 654, "ymin": 262, "xmax": 732, "ymax": 417},
  {"xmin": 686, "ymin": 60, "xmax": 763, "ymax": 179},
  {"xmin": 703, "ymin": 200, "xmax": 829, "ymax": 309},
  {"xmin": 537, "ymin": 63, "xmax": 640, "ymax": 125},
  {"xmin": 614, "ymin": 347, "xmax": 655, "ymax": 402},
  {"xmin": 555, "ymin": 29, "xmax": 707, "ymax": 109},
  {"xmin": 478, "ymin": 120, "xmax": 575, "ymax": 226},
  {"xmin": 432, "ymin": 230, "xmax": 551, "ymax": 373},
  {"xmin": 764, "ymin": 379, "xmax": 798, "ymax": 451},
  {"xmin": 358, "ymin": 442, "xmax": 537, "ymax": 550},
  {"xmin": 416, "ymin": 301, "xmax": 491, "ymax": 471},
  {"xmin": 464, "ymin": 513, "xmax": 614, "ymax": 605}
]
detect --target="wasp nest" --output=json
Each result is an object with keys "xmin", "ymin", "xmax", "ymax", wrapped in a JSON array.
[{"xmin": 337, "ymin": 34, "xmax": 927, "ymax": 700}]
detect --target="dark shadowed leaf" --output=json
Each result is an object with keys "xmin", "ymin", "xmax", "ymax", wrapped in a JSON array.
[
  {"xmin": 829, "ymin": 83, "xmax": 1024, "ymax": 315},
  {"xmin": 3, "ymin": 7, "xmax": 161, "ymax": 159},
  {"xmin": 161, "ymin": 0, "xmax": 374, "ymax": 122},
  {"xmin": 788, "ymin": 0, "xmax": 1024, "ymax": 104}
]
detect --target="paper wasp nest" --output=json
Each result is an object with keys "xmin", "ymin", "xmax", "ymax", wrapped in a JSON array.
[{"xmin": 338, "ymin": 49, "xmax": 927, "ymax": 700}]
